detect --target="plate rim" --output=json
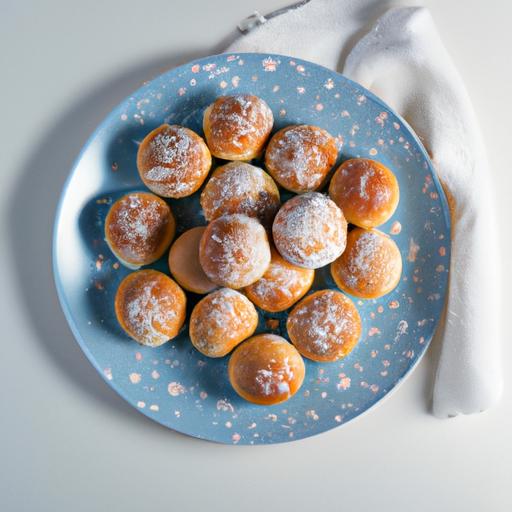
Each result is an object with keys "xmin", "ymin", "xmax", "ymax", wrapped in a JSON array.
[{"xmin": 52, "ymin": 52, "xmax": 451, "ymax": 444}]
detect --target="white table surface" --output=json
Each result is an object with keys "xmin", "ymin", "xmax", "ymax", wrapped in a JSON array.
[{"xmin": 1, "ymin": 1, "xmax": 511, "ymax": 510}]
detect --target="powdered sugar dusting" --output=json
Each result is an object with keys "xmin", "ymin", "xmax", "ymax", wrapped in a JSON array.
[
  {"xmin": 332, "ymin": 159, "xmax": 394, "ymax": 212},
  {"xmin": 207, "ymin": 95, "xmax": 273, "ymax": 155},
  {"xmin": 337, "ymin": 230, "xmax": 401, "ymax": 294},
  {"xmin": 273, "ymin": 193, "xmax": 347, "ymax": 269},
  {"xmin": 190, "ymin": 288, "xmax": 256, "ymax": 356},
  {"xmin": 247, "ymin": 249, "xmax": 313, "ymax": 310},
  {"xmin": 346, "ymin": 231, "xmax": 381, "ymax": 282},
  {"xmin": 139, "ymin": 125, "xmax": 209, "ymax": 197},
  {"xmin": 106, "ymin": 193, "xmax": 172, "ymax": 266},
  {"xmin": 200, "ymin": 162, "xmax": 279, "ymax": 224},
  {"xmin": 201, "ymin": 214, "xmax": 271, "ymax": 287},
  {"xmin": 359, "ymin": 169, "xmax": 372, "ymax": 199},
  {"xmin": 288, "ymin": 291, "xmax": 360, "ymax": 359},
  {"xmin": 266, "ymin": 125, "xmax": 336, "ymax": 191},
  {"xmin": 251, "ymin": 261, "xmax": 305, "ymax": 299},
  {"xmin": 254, "ymin": 355, "xmax": 294, "ymax": 396},
  {"xmin": 123, "ymin": 277, "xmax": 177, "ymax": 346}
]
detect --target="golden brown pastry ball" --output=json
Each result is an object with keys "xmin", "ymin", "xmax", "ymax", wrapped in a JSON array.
[
  {"xmin": 105, "ymin": 191, "xmax": 175, "ymax": 269},
  {"xmin": 228, "ymin": 334, "xmax": 305, "ymax": 405},
  {"xmin": 168, "ymin": 226, "xmax": 217, "ymax": 294},
  {"xmin": 199, "ymin": 214, "xmax": 271, "ymax": 289},
  {"xmin": 244, "ymin": 246, "xmax": 315, "ymax": 312},
  {"xmin": 264, "ymin": 125, "xmax": 338, "ymax": 193},
  {"xmin": 287, "ymin": 290, "xmax": 361, "ymax": 362},
  {"xmin": 200, "ymin": 162, "xmax": 280, "ymax": 227},
  {"xmin": 115, "ymin": 269, "xmax": 186, "ymax": 347},
  {"xmin": 189, "ymin": 288, "xmax": 258, "ymax": 358},
  {"xmin": 272, "ymin": 192, "xmax": 347, "ymax": 269},
  {"xmin": 329, "ymin": 158, "xmax": 399, "ymax": 228},
  {"xmin": 137, "ymin": 124, "xmax": 211, "ymax": 198},
  {"xmin": 203, "ymin": 95, "xmax": 273, "ymax": 160},
  {"xmin": 331, "ymin": 228, "xmax": 402, "ymax": 299}
]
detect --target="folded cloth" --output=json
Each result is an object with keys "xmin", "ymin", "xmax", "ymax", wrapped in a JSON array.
[{"xmin": 226, "ymin": 0, "xmax": 502, "ymax": 417}]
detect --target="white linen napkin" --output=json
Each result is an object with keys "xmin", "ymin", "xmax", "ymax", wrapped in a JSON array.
[{"xmin": 226, "ymin": 0, "xmax": 502, "ymax": 417}]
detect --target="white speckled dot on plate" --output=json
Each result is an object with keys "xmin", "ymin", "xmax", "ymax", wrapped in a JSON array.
[{"xmin": 53, "ymin": 53, "xmax": 450, "ymax": 445}]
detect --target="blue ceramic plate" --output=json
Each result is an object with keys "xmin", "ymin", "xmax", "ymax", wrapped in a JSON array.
[{"xmin": 53, "ymin": 53, "xmax": 450, "ymax": 444}]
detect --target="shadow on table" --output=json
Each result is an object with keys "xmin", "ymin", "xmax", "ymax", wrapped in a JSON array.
[{"xmin": 6, "ymin": 41, "xmax": 235, "ymax": 438}]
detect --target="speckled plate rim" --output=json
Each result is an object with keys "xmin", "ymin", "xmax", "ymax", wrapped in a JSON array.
[{"xmin": 52, "ymin": 52, "xmax": 451, "ymax": 444}]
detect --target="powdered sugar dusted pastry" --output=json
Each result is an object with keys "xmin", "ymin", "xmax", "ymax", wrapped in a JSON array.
[
  {"xmin": 331, "ymin": 228, "xmax": 402, "ymax": 299},
  {"xmin": 228, "ymin": 334, "xmax": 305, "ymax": 405},
  {"xmin": 265, "ymin": 125, "xmax": 338, "ymax": 193},
  {"xmin": 199, "ymin": 214, "xmax": 271, "ymax": 289},
  {"xmin": 244, "ymin": 246, "xmax": 314, "ymax": 312},
  {"xmin": 189, "ymin": 288, "xmax": 258, "ymax": 358},
  {"xmin": 115, "ymin": 269, "xmax": 186, "ymax": 347},
  {"xmin": 168, "ymin": 226, "xmax": 217, "ymax": 294},
  {"xmin": 287, "ymin": 290, "xmax": 361, "ymax": 362},
  {"xmin": 329, "ymin": 158, "xmax": 399, "ymax": 228},
  {"xmin": 203, "ymin": 95, "xmax": 273, "ymax": 160},
  {"xmin": 105, "ymin": 191, "xmax": 175, "ymax": 269},
  {"xmin": 200, "ymin": 162, "xmax": 280, "ymax": 227},
  {"xmin": 137, "ymin": 124, "xmax": 211, "ymax": 198},
  {"xmin": 272, "ymin": 192, "xmax": 347, "ymax": 269}
]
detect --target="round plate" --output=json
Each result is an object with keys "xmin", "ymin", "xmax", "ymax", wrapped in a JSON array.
[{"xmin": 53, "ymin": 53, "xmax": 450, "ymax": 444}]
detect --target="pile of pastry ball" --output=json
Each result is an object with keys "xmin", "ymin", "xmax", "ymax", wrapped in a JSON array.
[{"xmin": 106, "ymin": 94, "xmax": 402, "ymax": 406}]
